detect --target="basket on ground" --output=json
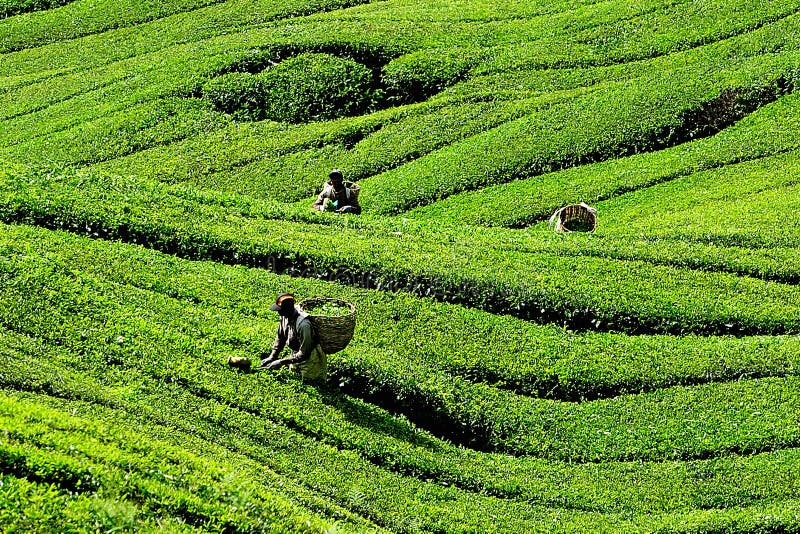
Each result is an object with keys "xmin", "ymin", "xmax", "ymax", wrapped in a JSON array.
[
  {"xmin": 298, "ymin": 297, "xmax": 356, "ymax": 354},
  {"xmin": 548, "ymin": 202, "xmax": 598, "ymax": 232}
]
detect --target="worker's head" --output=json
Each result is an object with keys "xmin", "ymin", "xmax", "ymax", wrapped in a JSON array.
[
  {"xmin": 269, "ymin": 293, "xmax": 296, "ymax": 316},
  {"xmin": 329, "ymin": 169, "xmax": 344, "ymax": 188}
]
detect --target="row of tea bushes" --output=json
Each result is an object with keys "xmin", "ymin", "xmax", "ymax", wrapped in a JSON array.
[
  {"xmin": 6, "ymin": 328, "xmax": 800, "ymax": 532},
  {"xmin": 408, "ymin": 88, "xmax": 800, "ymax": 228},
  {"xmin": 469, "ymin": 0, "xmax": 800, "ymax": 75},
  {"xmin": 0, "ymin": 0, "xmax": 379, "ymax": 71},
  {"xmin": 0, "ymin": 37, "xmax": 245, "ymax": 122},
  {"xmin": 0, "ymin": 0, "xmax": 72, "ymax": 20},
  {"xmin": 595, "ymin": 151, "xmax": 800, "ymax": 247},
  {"xmin": 4, "ymin": 0, "xmax": 797, "ymax": 211},
  {"xmin": 448, "ymin": 226, "xmax": 800, "ymax": 286},
  {"xmin": 0, "ymin": 392, "xmax": 343, "ymax": 533},
  {"xmin": 0, "ymin": 302, "xmax": 669, "ymax": 534},
  {"xmin": 92, "ymin": 97, "xmax": 540, "ymax": 201},
  {"xmin": 0, "ymin": 0, "xmax": 216, "ymax": 52},
  {"xmin": 7, "ymin": 220, "xmax": 800, "ymax": 403},
  {"xmin": 2, "ymin": 222, "xmax": 799, "ymax": 464},
  {"xmin": 334, "ymin": 350, "xmax": 800, "ymax": 460},
  {"xmin": 92, "ymin": 111, "xmax": 391, "ymax": 199},
  {"xmin": 358, "ymin": 50, "xmax": 799, "ymax": 214},
  {"xmin": 0, "ymin": 97, "xmax": 228, "ymax": 168},
  {"xmin": 2, "ymin": 166, "xmax": 800, "ymax": 337},
  {"xmin": 2, "ymin": 224, "xmax": 800, "ymax": 526},
  {"xmin": 77, "ymin": 36, "xmax": 793, "ymax": 206}
]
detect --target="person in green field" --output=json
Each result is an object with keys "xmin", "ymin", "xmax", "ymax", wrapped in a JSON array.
[
  {"xmin": 311, "ymin": 169, "xmax": 362, "ymax": 214},
  {"xmin": 259, "ymin": 293, "xmax": 327, "ymax": 381}
]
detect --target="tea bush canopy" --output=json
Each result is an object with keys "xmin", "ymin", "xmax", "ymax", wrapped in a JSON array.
[{"xmin": 1, "ymin": 0, "xmax": 800, "ymax": 532}]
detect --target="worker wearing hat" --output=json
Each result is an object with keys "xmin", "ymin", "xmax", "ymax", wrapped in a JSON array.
[
  {"xmin": 259, "ymin": 293, "xmax": 327, "ymax": 381},
  {"xmin": 311, "ymin": 169, "xmax": 361, "ymax": 214}
]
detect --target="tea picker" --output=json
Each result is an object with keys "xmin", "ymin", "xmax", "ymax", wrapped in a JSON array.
[
  {"xmin": 311, "ymin": 169, "xmax": 362, "ymax": 214},
  {"xmin": 227, "ymin": 293, "xmax": 356, "ymax": 382}
]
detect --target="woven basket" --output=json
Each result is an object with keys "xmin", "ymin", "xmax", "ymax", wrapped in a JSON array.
[
  {"xmin": 548, "ymin": 203, "xmax": 597, "ymax": 232},
  {"xmin": 298, "ymin": 298, "xmax": 356, "ymax": 354},
  {"xmin": 344, "ymin": 181, "xmax": 361, "ymax": 200}
]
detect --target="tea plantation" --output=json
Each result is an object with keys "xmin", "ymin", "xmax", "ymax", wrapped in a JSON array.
[{"xmin": 1, "ymin": 0, "xmax": 799, "ymax": 532}]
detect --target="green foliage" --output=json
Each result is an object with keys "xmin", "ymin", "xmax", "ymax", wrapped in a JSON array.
[
  {"xmin": 258, "ymin": 53, "xmax": 376, "ymax": 123},
  {"xmin": 382, "ymin": 48, "xmax": 478, "ymax": 104},
  {"xmin": 202, "ymin": 72, "xmax": 266, "ymax": 121},
  {"xmin": 409, "ymin": 89, "xmax": 800, "ymax": 231},
  {"xmin": 3, "ymin": 0, "xmax": 800, "ymax": 531},
  {"xmin": 201, "ymin": 53, "xmax": 378, "ymax": 123},
  {"xmin": 0, "ymin": 0, "xmax": 71, "ymax": 19},
  {"xmin": 0, "ymin": 223, "xmax": 799, "ymax": 533},
  {"xmin": 3, "ymin": 165, "xmax": 800, "ymax": 337}
]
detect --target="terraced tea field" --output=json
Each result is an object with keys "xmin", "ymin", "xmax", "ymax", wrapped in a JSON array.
[{"xmin": 1, "ymin": 0, "xmax": 799, "ymax": 532}]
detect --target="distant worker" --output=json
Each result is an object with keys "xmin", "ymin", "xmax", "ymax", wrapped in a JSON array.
[
  {"xmin": 259, "ymin": 293, "xmax": 327, "ymax": 381},
  {"xmin": 312, "ymin": 169, "xmax": 361, "ymax": 214}
]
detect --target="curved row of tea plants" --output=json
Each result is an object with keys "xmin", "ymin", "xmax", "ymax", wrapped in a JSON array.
[
  {"xmin": 410, "ymin": 87, "xmax": 800, "ymax": 228},
  {"xmin": 2, "ymin": 222, "xmax": 799, "ymax": 462},
  {"xmin": 1, "ymin": 0, "xmax": 797, "ymax": 214},
  {"xmin": 8, "ymin": 334, "xmax": 798, "ymax": 534},
  {"xmin": 1, "ymin": 222, "xmax": 799, "ymax": 533},
  {"xmin": 3, "ymin": 165, "xmax": 800, "ymax": 337},
  {"xmin": 0, "ymin": 0, "xmax": 219, "ymax": 52},
  {"xmin": 0, "ymin": 392, "xmax": 350, "ymax": 533},
  {"xmin": 3, "ymin": 1, "xmax": 800, "ymax": 532}
]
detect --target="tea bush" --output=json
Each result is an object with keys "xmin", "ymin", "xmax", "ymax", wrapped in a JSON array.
[
  {"xmin": 258, "ymin": 53, "xmax": 375, "ymax": 123},
  {"xmin": 381, "ymin": 47, "xmax": 478, "ymax": 105},
  {"xmin": 3, "ymin": 166, "xmax": 800, "ymax": 337},
  {"xmin": 202, "ymin": 72, "xmax": 266, "ymax": 121},
  {"xmin": 0, "ymin": 0, "xmax": 72, "ymax": 19},
  {"xmin": 4, "ymin": 0, "xmax": 800, "ymax": 531},
  {"xmin": 409, "ymin": 88, "xmax": 800, "ymax": 228}
]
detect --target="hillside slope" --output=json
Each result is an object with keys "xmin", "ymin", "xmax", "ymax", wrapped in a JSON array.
[{"xmin": 1, "ymin": 0, "xmax": 799, "ymax": 532}]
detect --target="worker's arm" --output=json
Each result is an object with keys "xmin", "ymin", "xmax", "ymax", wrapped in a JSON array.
[
  {"xmin": 265, "ymin": 320, "xmax": 287, "ymax": 360},
  {"xmin": 311, "ymin": 185, "xmax": 330, "ymax": 211}
]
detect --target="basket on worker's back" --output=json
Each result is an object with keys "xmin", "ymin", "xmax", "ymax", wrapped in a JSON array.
[
  {"xmin": 344, "ymin": 181, "xmax": 361, "ymax": 200},
  {"xmin": 548, "ymin": 203, "xmax": 598, "ymax": 233},
  {"xmin": 298, "ymin": 298, "xmax": 356, "ymax": 354}
]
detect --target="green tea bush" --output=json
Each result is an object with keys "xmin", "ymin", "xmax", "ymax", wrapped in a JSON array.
[
  {"xmin": 0, "ymin": 0, "xmax": 72, "ymax": 19},
  {"xmin": 0, "ymin": 393, "xmax": 343, "ymax": 533},
  {"xmin": 1, "ymin": 97, "xmax": 228, "ymax": 167},
  {"xmin": 202, "ymin": 72, "xmax": 266, "ymax": 121},
  {"xmin": 1, "ymin": 223, "xmax": 799, "ymax": 533},
  {"xmin": 0, "ymin": 0, "xmax": 217, "ymax": 52},
  {"xmin": 409, "ymin": 89, "xmax": 800, "ymax": 229},
  {"xmin": 382, "ymin": 47, "xmax": 479, "ymax": 104},
  {"xmin": 3, "ymin": 166, "xmax": 800, "ymax": 337},
  {"xmin": 258, "ymin": 52, "xmax": 376, "ymax": 123},
  {"xmin": 202, "ymin": 53, "xmax": 379, "ymax": 123}
]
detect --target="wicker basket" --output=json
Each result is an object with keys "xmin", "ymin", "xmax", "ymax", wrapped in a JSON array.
[
  {"xmin": 344, "ymin": 181, "xmax": 361, "ymax": 200},
  {"xmin": 298, "ymin": 297, "xmax": 357, "ymax": 354},
  {"xmin": 548, "ymin": 203, "xmax": 597, "ymax": 233}
]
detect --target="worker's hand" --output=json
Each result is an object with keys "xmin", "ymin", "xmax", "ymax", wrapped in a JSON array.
[
  {"xmin": 266, "ymin": 359, "xmax": 286, "ymax": 370},
  {"xmin": 259, "ymin": 354, "xmax": 278, "ymax": 368}
]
